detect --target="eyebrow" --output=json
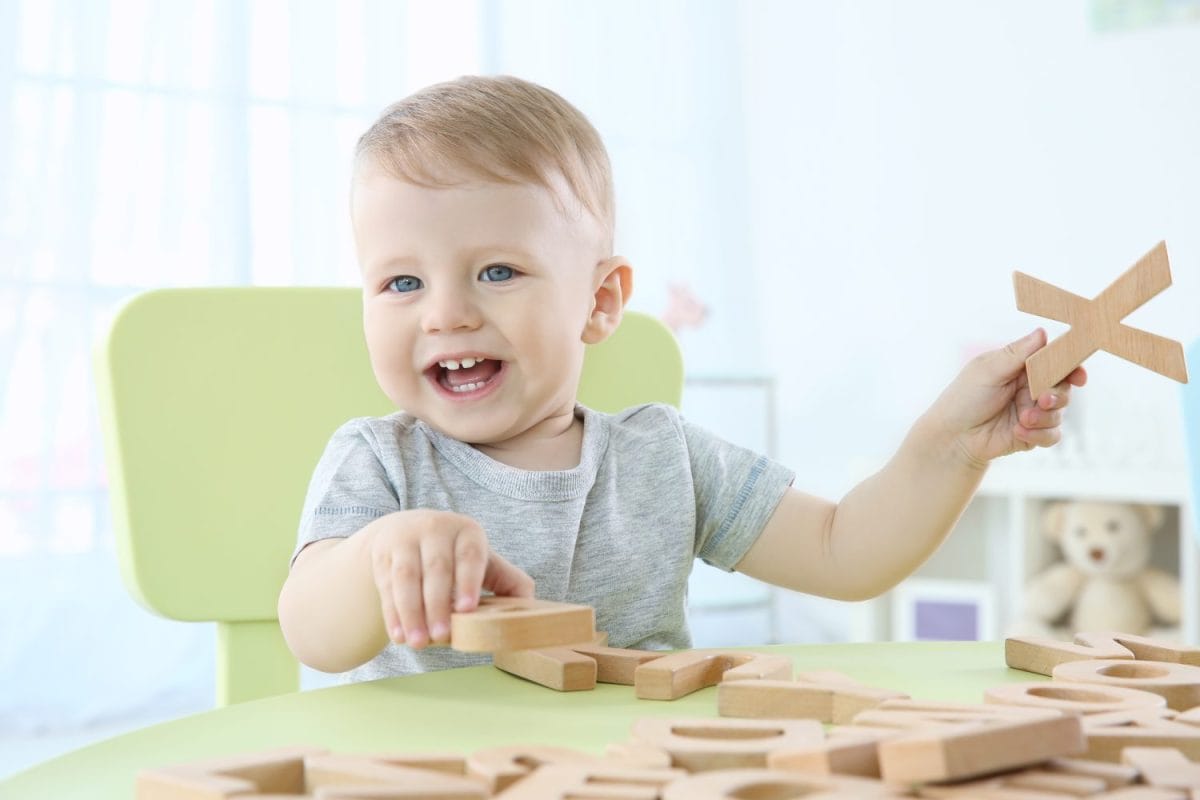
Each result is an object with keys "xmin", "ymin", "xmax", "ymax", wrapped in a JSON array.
[{"xmin": 367, "ymin": 245, "xmax": 539, "ymax": 274}]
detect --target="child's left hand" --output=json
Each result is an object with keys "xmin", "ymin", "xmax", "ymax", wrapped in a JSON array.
[{"xmin": 927, "ymin": 328, "xmax": 1087, "ymax": 468}]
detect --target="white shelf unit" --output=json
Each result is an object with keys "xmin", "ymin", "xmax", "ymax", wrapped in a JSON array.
[{"xmin": 878, "ymin": 461, "xmax": 1200, "ymax": 645}]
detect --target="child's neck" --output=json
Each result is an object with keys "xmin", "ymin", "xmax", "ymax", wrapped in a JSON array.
[{"xmin": 473, "ymin": 409, "xmax": 584, "ymax": 471}]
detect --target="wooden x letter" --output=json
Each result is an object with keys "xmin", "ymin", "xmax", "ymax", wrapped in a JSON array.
[{"xmin": 1013, "ymin": 241, "xmax": 1189, "ymax": 400}]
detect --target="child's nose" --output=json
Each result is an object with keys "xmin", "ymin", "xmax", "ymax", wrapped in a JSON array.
[{"xmin": 420, "ymin": 287, "xmax": 482, "ymax": 334}]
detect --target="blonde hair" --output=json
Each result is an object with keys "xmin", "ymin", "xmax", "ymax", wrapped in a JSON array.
[{"xmin": 356, "ymin": 75, "xmax": 614, "ymax": 250}]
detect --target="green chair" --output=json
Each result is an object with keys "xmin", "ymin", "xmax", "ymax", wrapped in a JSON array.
[{"xmin": 94, "ymin": 287, "xmax": 682, "ymax": 706}]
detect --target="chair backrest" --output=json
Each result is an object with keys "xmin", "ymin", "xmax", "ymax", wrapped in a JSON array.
[
  {"xmin": 1184, "ymin": 339, "xmax": 1200, "ymax": 549},
  {"xmin": 95, "ymin": 287, "xmax": 682, "ymax": 705}
]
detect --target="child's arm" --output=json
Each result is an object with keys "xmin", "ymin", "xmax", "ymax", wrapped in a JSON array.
[
  {"xmin": 278, "ymin": 509, "xmax": 534, "ymax": 673},
  {"xmin": 735, "ymin": 329, "xmax": 1086, "ymax": 601}
]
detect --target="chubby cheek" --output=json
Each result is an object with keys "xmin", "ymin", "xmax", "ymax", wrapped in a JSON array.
[{"xmin": 364, "ymin": 327, "xmax": 416, "ymax": 404}]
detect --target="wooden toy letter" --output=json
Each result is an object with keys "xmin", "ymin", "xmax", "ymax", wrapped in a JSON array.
[
  {"xmin": 1013, "ymin": 240, "xmax": 1188, "ymax": 400},
  {"xmin": 449, "ymin": 596, "xmax": 595, "ymax": 653}
]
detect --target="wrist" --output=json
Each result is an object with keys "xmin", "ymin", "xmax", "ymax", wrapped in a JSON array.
[{"xmin": 911, "ymin": 411, "xmax": 990, "ymax": 475}]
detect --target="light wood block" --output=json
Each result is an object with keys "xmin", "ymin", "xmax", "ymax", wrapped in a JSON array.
[
  {"xmin": 1052, "ymin": 659, "xmax": 1200, "ymax": 711},
  {"xmin": 633, "ymin": 650, "xmax": 792, "ymax": 700},
  {"xmin": 985, "ymin": 680, "xmax": 1168, "ymax": 715},
  {"xmin": 916, "ymin": 766, "xmax": 1110, "ymax": 798},
  {"xmin": 1085, "ymin": 633, "xmax": 1200, "ymax": 666},
  {"xmin": 1006, "ymin": 634, "xmax": 1136, "ymax": 676},
  {"xmin": 602, "ymin": 743, "xmax": 674, "ymax": 769},
  {"xmin": 136, "ymin": 749, "xmax": 487, "ymax": 800},
  {"xmin": 629, "ymin": 717, "xmax": 823, "ymax": 772},
  {"xmin": 767, "ymin": 726, "xmax": 903, "ymax": 779},
  {"xmin": 1083, "ymin": 710, "xmax": 1200, "ymax": 762},
  {"xmin": 876, "ymin": 711, "xmax": 1086, "ymax": 785},
  {"xmin": 450, "ymin": 597, "xmax": 595, "ymax": 653},
  {"xmin": 354, "ymin": 754, "xmax": 468, "ymax": 776},
  {"xmin": 855, "ymin": 700, "xmax": 1059, "ymax": 730},
  {"xmin": 569, "ymin": 643, "xmax": 667, "ymax": 685},
  {"xmin": 492, "ymin": 763, "xmax": 685, "ymax": 799},
  {"xmin": 660, "ymin": 768, "xmax": 900, "ymax": 799},
  {"xmin": 1013, "ymin": 241, "xmax": 1189, "ymax": 400},
  {"xmin": 1041, "ymin": 757, "xmax": 1139, "ymax": 789},
  {"xmin": 491, "ymin": 645, "xmax": 598, "ymax": 691},
  {"xmin": 1122, "ymin": 747, "xmax": 1200, "ymax": 790},
  {"xmin": 304, "ymin": 756, "xmax": 487, "ymax": 798},
  {"xmin": 466, "ymin": 745, "xmax": 596, "ymax": 794},
  {"xmin": 717, "ymin": 678, "xmax": 907, "ymax": 723},
  {"xmin": 137, "ymin": 747, "xmax": 325, "ymax": 798}
]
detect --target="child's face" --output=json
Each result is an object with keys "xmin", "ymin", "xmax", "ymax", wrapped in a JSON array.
[{"xmin": 352, "ymin": 166, "xmax": 608, "ymax": 446}]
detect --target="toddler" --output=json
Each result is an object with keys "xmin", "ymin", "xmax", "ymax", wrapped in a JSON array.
[{"xmin": 277, "ymin": 75, "xmax": 1084, "ymax": 681}]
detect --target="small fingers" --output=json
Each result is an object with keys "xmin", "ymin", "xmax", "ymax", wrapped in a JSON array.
[
  {"xmin": 391, "ymin": 539, "xmax": 429, "ymax": 649},
  {"xmin": 484, "ymin": 551, "xmax": 536, "ymax": 599},
  {"xmin": 452, "ymin": 522, "xmax": 488, "ymax": 613},
  {"xmin": 1020, "ymin": 406, "xmax": 1062, "ymax": 430},
  {"xmin": 371, "ymin": 550, "xmax": 404, "ymax": 646},
  {"xmin": 420, "ymin": 539, "xmax": 455, "ymax": 645},
  {"xmin": 1036, "ymin": 368, "xmax": 1086, "ymax": 411},
  {"xmin": 1014, "ymin": 422, "xmax": 1061, "ymax": 449}
]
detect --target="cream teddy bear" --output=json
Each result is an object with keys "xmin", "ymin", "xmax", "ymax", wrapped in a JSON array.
[{"xmin": 1009, "ymin": 501, "xmax": 1181, "ymax": 639}]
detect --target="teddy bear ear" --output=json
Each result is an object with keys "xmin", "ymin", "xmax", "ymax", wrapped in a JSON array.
[
  {"xmin": 1040, "ymin": 501, "xmax": 1068, "ymax": 540},
  {"xmin": 1136, "ymin": 503, "xmax": 1165, "ymax": 533}
]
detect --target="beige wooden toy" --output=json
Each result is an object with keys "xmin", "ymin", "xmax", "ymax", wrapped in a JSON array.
[
  {"xmin": 492, "ymin": 763, "xmax": 685, "ymax": 799},
  {"xmin": 875, "ymin": 710, "xmax": 1086, "ymax": 784},
  {"xmin": 717, "ymin": 671, "xmax": 907, "ymax": 723},
  {"xmin": 571, "ymin": 642, "xmax": 670, "ymax": 685},
  {"xmin": 492, "ymin": 636, "xmax": 668, "ymax": 692},
  {"xmin": 767, "ymin": 725, "xmax": 904, "ymax": 779},
  {"xmin": 1083, "ymin": 708, "xmax": 1200, "ymax": 762},
  {"xmin": 629, "ymin": 717, "xmax": 823, "ymax": 772},
  {"xmin": 984, "ymin": 680, "xmax": 1167, "ymax": 716},
  {"xmin": 1052, "ymin": 659, "xmax": 1200, "ymax": 711},
  {"xmin": 660, "ymin": 767, "xmax": 900, "ymax": 799},
  {"xmin": 136, "ymin": 747, "xmax": 488, "ymax": 799},
  {"xmin": 916, "ymin": 765, "xmax": 1112, "ymax": 798},
  {"xmin": 633, "ymin": 650, "xmax": 792, "ymax": 700},
  {"xmin": 490, "ymin": 632, "xmax": 610, "ymax": 691},
  {"xmin": 465, "ymin": 745, "xmax": 596, "ymax": 794},
  {"xmin": 1007, "ymin": 633, "xmax": 1200, "ymax": 677},
  {"xmin": 1122, "ymin": 748, "xmax": 1200, "ymax": 793},
  {"xmin": 852, "ymin": 698, "xmax": 1063, "ymax": 730},
  {"xmin": 1013, "ymin": 240, "xmax": 1189, "ymax": 401},
  {"xmin": 603, "ymin": 742, "xmax": 674, "ymax": 769},
  {"xmin": 449, "ymin": 596, "xmax": 595, "ymax": 653}
]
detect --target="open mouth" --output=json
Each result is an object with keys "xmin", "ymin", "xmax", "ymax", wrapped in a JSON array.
[{"xmin": 426, "ymin": 356, "xmax": 504, "ymax": 397}]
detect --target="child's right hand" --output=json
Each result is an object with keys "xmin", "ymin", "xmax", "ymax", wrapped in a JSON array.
[{"xmin": 366, "ymin": 509, "xmax": 534, "ymax": 649}]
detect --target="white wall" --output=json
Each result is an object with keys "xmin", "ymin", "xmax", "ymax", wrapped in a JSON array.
[{"xmin": 741, "ymin": 1, "xmax": 1200, "ymax": 500}]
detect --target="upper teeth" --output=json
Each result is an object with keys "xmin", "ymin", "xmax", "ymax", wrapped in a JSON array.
[{"xmin": 439, "ymin": 357, "xmax": 484, "ymax": 370}]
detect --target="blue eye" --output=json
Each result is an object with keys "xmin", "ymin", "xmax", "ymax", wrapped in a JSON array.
[
  {"xmin": 388, "ymin": 275, "xmax": 423, "ymax": 293},
  {"xmin": 480, "ymin": 264, "xmax": 515, "ymax": 282}
]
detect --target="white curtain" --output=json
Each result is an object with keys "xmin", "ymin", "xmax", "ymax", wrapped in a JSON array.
[{"xmin": 0, "ymin": 0, "xmax": 761, "ymax": 739}]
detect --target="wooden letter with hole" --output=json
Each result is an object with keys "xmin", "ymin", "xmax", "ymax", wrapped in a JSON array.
[
  {"xmin": 629, "ymin": 717, "xmax": 823, "ymax": 772},
  {"xmin": 449, "ymin": 596, "xmax": 595, "ymax": 653}
]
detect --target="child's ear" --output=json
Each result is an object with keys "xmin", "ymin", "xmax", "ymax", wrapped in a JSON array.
[{"xmin": 582, "ymin": 257, "xmax": 633, "ymax": 344}]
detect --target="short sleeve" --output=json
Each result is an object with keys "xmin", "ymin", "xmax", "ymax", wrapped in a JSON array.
[
  {"xmin": 684, "ymin": 417, "xmax": 795, "ymax": 572},
  {"xmin": 292, "ymin": 418, "xmax": 403, "ymax": 567}
]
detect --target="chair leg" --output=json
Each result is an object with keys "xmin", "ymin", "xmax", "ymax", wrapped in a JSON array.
[{"xmin": 217, "ymin": 620, "xmax": 300, "ymax": 705}]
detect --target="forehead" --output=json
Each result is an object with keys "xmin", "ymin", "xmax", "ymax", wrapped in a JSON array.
[{"xmin": 351, "ymin": 165, "xmax": 599, "ymax": 251}]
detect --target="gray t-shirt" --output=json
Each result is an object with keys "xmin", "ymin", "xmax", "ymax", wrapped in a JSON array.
[{"xmin": 294, "ymin": 402, "xmax": 794, "ymax": 682}]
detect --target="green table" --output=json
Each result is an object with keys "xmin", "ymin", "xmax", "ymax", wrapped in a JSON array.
[{"xmin": 1, "ymin": 641, "xmax": 1036, "ymax": 799}]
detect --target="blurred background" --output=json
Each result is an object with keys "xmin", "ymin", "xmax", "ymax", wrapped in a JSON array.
[{"xmin": 3, "ymin": 0, "xmax": 1200, "ymax": 779}]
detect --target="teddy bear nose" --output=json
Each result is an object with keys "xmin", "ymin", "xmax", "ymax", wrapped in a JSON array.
[{"xmin": 1089, "ymin": 548, "xmax": 1105, "ymax": 562}]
